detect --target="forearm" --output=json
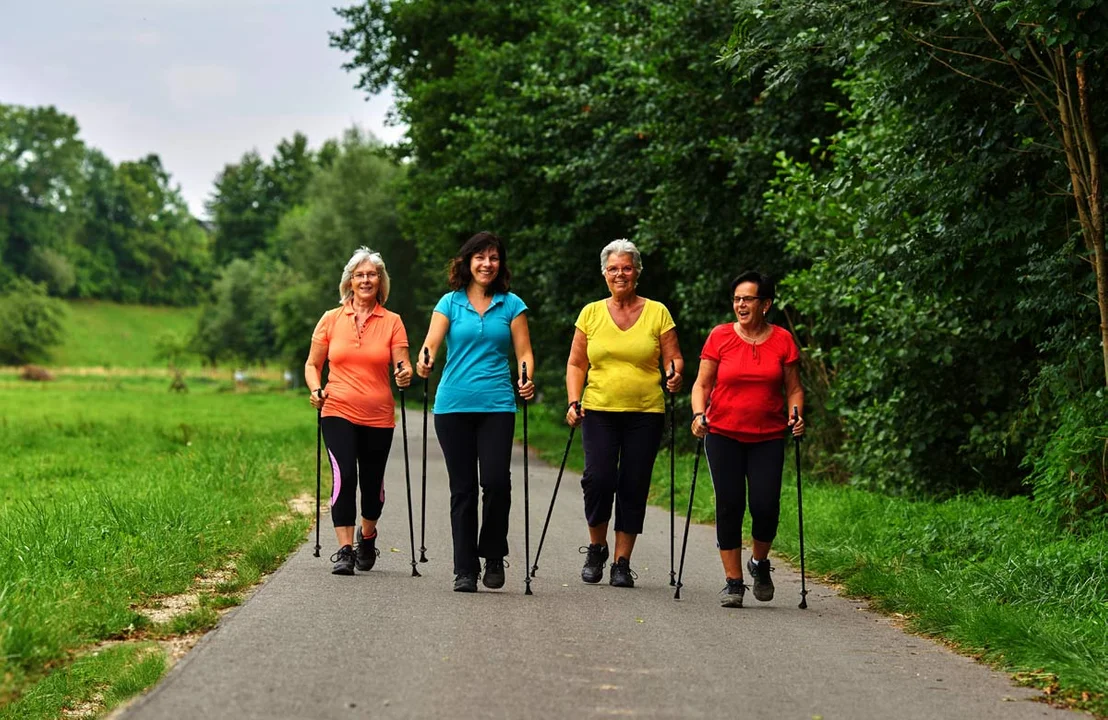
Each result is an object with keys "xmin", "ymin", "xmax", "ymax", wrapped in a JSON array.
[
  {"xmin": 566, "ymin": 365, "xmax": 587, "ymax": 405},
  {"xmin": 786, "ymin": 389, "xmax": 805, "ymax": 417},
  {"xmin": 304, "ymin": 362, "xmax": 323, "ymax": 392},
  {"xmin": 517, "ymin": 353, "xmax": 535, "ymax": 380},
  {"xmin": 691, "ymin": 382, "xmax": 710, "ymax": 415}
]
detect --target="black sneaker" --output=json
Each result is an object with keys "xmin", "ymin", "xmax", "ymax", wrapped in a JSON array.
[
  {"xmin": 747, "ymin": 557, "xmax": 775, "ymax": 601},
  {"xmin": 482, "ymin": 558, "xmax": 508, "ymax": 589},
  {"xmin": 330, "ymin": 545, "xmax": 355, "ymax": 575},
  {"xmin": 720, "ymin": 577, "xmax": 746, "ymax": 608},
  {"xmin": 453, "ymin": 572, "xmax": 478, "ymax": 593},
  {"xmin": 355, "ymin": 527, "xmax": 379, "ymax": 571},
  {"xmin": 579, "ymin": 543, "xmax": 609, "ymax": 584},
  {"xmin": 609, "ymin": 557, "xmax": 637, "ymax": 588}
]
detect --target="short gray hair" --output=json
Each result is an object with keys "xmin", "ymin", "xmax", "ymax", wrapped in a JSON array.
[
  {"xmin": 600, "ymin": 239, "xmax": 643, "ymax": 275},
  {"xmin": 339, "ymin": 247, "xmax": 391, "ymax": 305}
]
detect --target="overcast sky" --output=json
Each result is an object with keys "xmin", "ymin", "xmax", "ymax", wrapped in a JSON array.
[{"xmin": 0, "ymin": 0, "xmax": 403, "ymax": 218}]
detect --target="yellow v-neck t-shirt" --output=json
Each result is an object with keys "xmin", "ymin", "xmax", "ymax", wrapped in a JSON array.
[{"xmin": 575, "ymin": 298, "xmax": 676, "ymax": 413}]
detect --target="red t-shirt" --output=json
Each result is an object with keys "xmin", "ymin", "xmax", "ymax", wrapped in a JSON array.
[{"xmin": 700, "ymin": 323, "xmax": 799, "ymax": 442}]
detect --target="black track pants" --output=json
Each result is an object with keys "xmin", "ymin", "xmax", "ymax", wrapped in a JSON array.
[
  {"xmin": 704, "ymin": 433, "xmax": 785, "ymax": 549},
  {"xmin": 579, "ymin": 410, "xmax": 665, "ymax": 535},
  {"xmin": 434, "ymin": 412, "xmax": 516, "ymax": 575},
  {"xmin": 320, "ymin": 416, "xmax": 395, "ymax": 528}
]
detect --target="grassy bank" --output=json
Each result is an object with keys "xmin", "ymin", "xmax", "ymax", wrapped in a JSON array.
[
  {"xmin": 51, "ymin": 301, "xmax": 200, "ymax": 368},
  {"xmin": 0, "ymin": 375, "xmax": 316, "ymax": 718},
  {"xmin": 522, "ymin": 401, "xmax": 1107, "ymax": 716}
]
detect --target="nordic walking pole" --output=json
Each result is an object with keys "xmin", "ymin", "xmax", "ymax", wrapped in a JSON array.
[
  {"xmin": 313, "ymin": 388, "xmax": 323, "ymax": 558},
  {"xmin": 666, "ymin": 360, "xmax": 676, "ymax": 587},
  {"xmin": 419, "ymin": 347, "xmax": 430, "ymax": 563},
  {"xmin": 397, "ymin": 362, "xmax": 421, "ymax": 577},
  {"xmin": 674, "ymin": 415, "xmax": 706, "ymax": 600},
  {"xmin": 522, "ymin": 362, "xmax": 533, "ymax": 596},
  {"xmin": 531, "ymin": 401, "xmax": 580, "ymax": 576},
  {"xmin": 793, "ymin": 405, "xmax": 808, "ymax": 609}
]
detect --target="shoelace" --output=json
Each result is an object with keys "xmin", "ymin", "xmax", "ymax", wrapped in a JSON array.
[
  {"xmin": 486, "ymin": 559, "xmax": 510, "ymax": 570},
  {"xmin": 723, "ymin": 580, "xmax": 748, "ymax": 593},
  {"xmin": 579, "ymin": 545, "xmax": 606, "ymax": 565},
  {"xmin": 330, "ymin": 546, "xmax": 354, "ymax": 563},
  {"xmin": 614, "ymin": 561, "xmax": 638, "ymax": 580}
]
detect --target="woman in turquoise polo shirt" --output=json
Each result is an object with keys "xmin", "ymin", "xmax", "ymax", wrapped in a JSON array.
[{"xmin": 416, "ymin": 231, "xmax": 535, "ymax": 593}]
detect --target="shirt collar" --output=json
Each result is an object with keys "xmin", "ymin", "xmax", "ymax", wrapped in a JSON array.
[
  {"xmin": 343, "ymin": 300, "xmax": 385, "ymax": 318},
  {"xmin": 452, "ymin": 290, "xmax": 503, "ymax": 310}
]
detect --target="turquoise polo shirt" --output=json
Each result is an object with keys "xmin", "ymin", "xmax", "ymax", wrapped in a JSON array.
[{"xmin": 432, "ymin": 290, "xmax": 528, "ymax": 414}]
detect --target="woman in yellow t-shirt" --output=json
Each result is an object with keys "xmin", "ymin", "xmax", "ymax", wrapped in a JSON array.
[{"xmin": 565, "ymin": 239, "xmax": 684, "ymax": 588}]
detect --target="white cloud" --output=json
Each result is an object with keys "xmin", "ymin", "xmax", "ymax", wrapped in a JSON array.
[
  {"xmin": 134, "ymin": 31, "xmax": 161, "ymax": 47},
  {"xmin": 165, "ymin": 64, "xmax": 238, "ymax": 111}
]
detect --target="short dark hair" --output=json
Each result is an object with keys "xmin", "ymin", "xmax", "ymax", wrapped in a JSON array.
[
  {"xmin": 729, "ymin": 270, "xmax": 775, "ymax": 300},
  {"xmin": 447, "ymin": 231, "xmax": 512, "ymax": 295}
]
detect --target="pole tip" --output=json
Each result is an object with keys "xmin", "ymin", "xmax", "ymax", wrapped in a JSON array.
[
  {"xmin": 530, "ymin": 565, "xmax": 539, "ymax": 576},
  {"xmin": 419, "ymin": 553, "xmax": 428, "ymax": 563},
  {"xmin": 411, "ymin": 567, "xmax": 421, "ymax": 577}
]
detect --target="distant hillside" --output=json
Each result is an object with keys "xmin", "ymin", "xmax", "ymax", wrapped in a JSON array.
[{"xmin": 50, "ymin": 301, "xmax": 201, "ymax": 368}]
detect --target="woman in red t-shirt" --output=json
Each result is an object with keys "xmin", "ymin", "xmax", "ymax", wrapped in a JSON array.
[{"xmin": 690, "ymin": 271, "xmax": 805, "ymax": 609}]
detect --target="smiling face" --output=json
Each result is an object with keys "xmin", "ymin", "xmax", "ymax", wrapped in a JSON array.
[
  {"xmin": 732, "ymin": 280, "xmax": 768, "ymax": 329},
  {"xmin": 351, "ymin": 260, "xmax": 380, "ymax": 305},
  {"xmin": 604, "ymin": 252, "xmax": 638, "ymax": 299},
  {"xmin": 469, "ymin": 247, "xmax": 501, "ymax": 289}
]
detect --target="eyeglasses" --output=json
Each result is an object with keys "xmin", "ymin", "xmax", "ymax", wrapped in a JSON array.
[
  {"xmin": 353, "ymin": 271, "xmax": 378, "ymax": 281},
  {"xmin": 605, "ymin": 266, "xmax": 636, "ymax": 276},
  {"xmin": 733, "ymin": 295, "xmax": 764, "ymax": 304}
]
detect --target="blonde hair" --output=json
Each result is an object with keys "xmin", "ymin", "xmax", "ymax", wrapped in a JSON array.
[{"xmin": 338, "ymin": 247, "xmax": 390, "ymax": 304}]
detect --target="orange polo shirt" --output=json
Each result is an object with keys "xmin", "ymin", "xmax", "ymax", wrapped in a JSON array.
[{"xmin": 309, "ymin": 302, "xmax": 409, "ymax": 428}]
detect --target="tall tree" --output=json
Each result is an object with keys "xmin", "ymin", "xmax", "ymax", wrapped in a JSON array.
[{"xmin": 0, "ymin": 104, "xmax": 85, "ymax": 292}]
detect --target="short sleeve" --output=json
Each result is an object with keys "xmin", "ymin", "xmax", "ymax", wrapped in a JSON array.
[
  {"xmin": 390, "ymin": 313, "xmax": 410, "ymax": 348},
  {"xmin": 700, "ymin": 326, "xmax": 723, "ymax": 363},
  {"xmin": 782, "ymin": 329, "xmax": 800, "ymax": 365},
  {"xmin": 508, "ymin": 292, "xmax": 528, "ymax": 319},
  {"xmin": 574, "ymin": 303, "xmax": 593, "ymax": 335},
  {"xmin": 654, "ymin": 302, "xmax": 676, "ymax": 336},
  {"xmin": 433, "ymin": 292, "xmax": 453, "ymax": 318},
  {"xmin": 311, "ymin": 309, "xmax": 335, "ymax": 346}
]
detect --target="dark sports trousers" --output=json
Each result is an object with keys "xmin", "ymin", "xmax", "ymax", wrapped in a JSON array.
[
  {"xmin": 704, "ymin": 433, "xmax": 785, "ymax": 549},
  {"xmin": 580, "ymin": 410, "xmax": 665, "ymax": 535},
  {"xmin": 434, "ymin": 412, "xmax": 516, "ymax": 575},
  {"xmin": 320, "ymin": 416, "xmax": 395, "ymax": 528}
]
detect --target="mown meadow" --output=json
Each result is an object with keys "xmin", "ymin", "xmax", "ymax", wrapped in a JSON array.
[{"xmin": 0, "ymin": 370, "xmax": 315, "ymax": 719}]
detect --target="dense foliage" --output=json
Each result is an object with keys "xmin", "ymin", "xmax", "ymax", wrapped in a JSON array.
[
  {"xmin": 0, "ymin": 103, "xmax": 211, "ymax": 306},
  {"xmin": 193, "ymin": 129, "xmax": 409, "ymax": 371},
  {"xmin": 331, "ymin": 0, "xmax": 1108, "ymax": 516}
]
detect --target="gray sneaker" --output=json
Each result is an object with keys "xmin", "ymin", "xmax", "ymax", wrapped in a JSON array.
[
  {"xmin": 720, "ymin": 578, "xmax": 746, "ymax": 608},
  {"xmin": 747, "ymin": 557, "xmax": 774, "ymax": 601},
  {"xmin": 580, "ymin": 543, "xmax": 609, "ymax": 584},
  {"xmin": 330, "ymin": 545, "xmax": 355, "ymax": 575},
  {"xmin": 355, "ymin": 527, "xmax": 379, "ymax": 571}
]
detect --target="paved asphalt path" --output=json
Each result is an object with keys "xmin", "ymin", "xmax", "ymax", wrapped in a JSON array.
[{"xmin": 120, "ymin": 414, "xmax": 1084, "ymax": 720}]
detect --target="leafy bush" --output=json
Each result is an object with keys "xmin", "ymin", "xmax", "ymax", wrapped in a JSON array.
[
  {"xmin": 0, "ymin": 279, "xmax": 67, "ymax": 364},
  {"xmin": 1024, "ymin": 391, "xmax": 1108, "ymax": 533}
]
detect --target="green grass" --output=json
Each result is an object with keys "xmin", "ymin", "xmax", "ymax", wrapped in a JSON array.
[
  {"xmin": 0, "ymin": 376, "xmax": 317, "ymax": 715},
  {"xmin": 49, "ymin": 300, "xmax": 200, "ymax": 368},
  {"xmin": 523, "ymin": 401, "xmax": 1108, "ymax": 716}
]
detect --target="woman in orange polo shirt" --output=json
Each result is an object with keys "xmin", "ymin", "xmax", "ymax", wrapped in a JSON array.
[{"xmin": 305, "ymin": 247, "xmax": 412, "ymax": 575}]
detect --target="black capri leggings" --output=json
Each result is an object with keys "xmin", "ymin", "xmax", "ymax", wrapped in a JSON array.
[
  {"xmin": 434, "ymin": 412, "xmax": 516, "ymax": 575},
  {"xmin": 320, "ymin": 416, "xmax": 395, "ymax": 528},
  {"xmin": 704, "ymin": 433, "xmax": 785, "ymax": 549},
  {"xmin": 580, "ymin": 410, "xmax": 665, "ymax": 535}
]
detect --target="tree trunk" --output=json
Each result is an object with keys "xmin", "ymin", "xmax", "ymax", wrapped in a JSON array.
[{"xmin": 1074, "ymin": 59, "xmax": 1108, "ymax": 387}]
